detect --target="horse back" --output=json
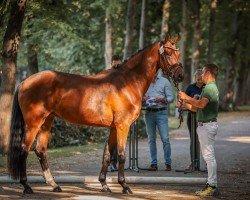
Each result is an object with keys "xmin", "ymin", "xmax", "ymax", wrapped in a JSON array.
[{"xmin": 18, "ymin": 70, "xmax": 141, "ymax": 127}]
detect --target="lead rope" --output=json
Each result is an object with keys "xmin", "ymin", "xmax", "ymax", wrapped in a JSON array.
[{"xmin": 173, "ymin": 81, "xmax": 183, "ymax": 128}]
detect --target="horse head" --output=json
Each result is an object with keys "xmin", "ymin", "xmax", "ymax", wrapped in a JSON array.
[{"xmin": 158, "ymin": 34, "xmax": 184, "ymax": 83}]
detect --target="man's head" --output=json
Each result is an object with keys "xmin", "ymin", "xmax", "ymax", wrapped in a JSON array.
[
  {"xmin": 201, "ymin": 63, "xmax": 219, "ymax": 83},
  {"xmin": 111, "ymin": 55, "xmax": 122, "ymax": 68},
  {"xmin": 194, "ymin": 69, "xmax": 203, "ymax": 86}
]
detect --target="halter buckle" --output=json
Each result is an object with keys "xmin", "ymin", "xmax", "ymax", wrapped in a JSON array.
[{"xmin": 159, "ymin": 46, "xmax": 164, "ymax": 55}]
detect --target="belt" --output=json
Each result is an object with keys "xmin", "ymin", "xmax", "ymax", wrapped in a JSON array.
[
  {"xmin": 146, "ymin": 107, "xmax": 166, "ymax": 112},
  {"xmin": 197, "ymin": 120, "xmax": 217, "ymax": 126}
]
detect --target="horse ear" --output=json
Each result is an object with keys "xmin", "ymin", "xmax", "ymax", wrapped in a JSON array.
[
  {"xmin": 164, "ymin": 34, "xmax": 171, "ymax": 43},
  {"xmin": 172, "ymin": 34, "xmax": 181, "ymax": 44}
]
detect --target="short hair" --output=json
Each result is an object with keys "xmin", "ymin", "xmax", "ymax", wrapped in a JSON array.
[
  {"xmin": 111, "ymin": 55, "xmax": 121, "ymax": 62},
  {"xmin": 194, "ymin": 69, "xmax": 203, "ymax": 76},
  {"xmin": 204, "ymin": 63, "xmax": 219, "ymax": 77}
]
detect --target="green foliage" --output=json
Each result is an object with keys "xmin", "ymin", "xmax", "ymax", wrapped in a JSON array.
[{"xmin": 0, "ymin": 0, "xmax": 249, "ymax": 148}]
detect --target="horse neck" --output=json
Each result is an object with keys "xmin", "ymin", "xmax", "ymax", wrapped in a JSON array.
[{"xmin": 123, "ymin": 42, "xmax": 160, "ymax": 97}]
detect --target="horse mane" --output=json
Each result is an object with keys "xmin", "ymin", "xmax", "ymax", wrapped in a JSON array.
[{"xmin": 96, "ymin": 42, "xmax": 157, "ymax": 75}]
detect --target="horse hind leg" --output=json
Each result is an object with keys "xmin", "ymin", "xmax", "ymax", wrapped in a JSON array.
[
  {"xmin": 20, "ymin": 126, "xmax": 42, "ymax": 194},
  {"xmin": 34, "ymin": 114, "xmax": 62, "ymax": 192}
]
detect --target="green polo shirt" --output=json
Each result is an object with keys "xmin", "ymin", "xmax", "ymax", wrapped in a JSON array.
[{"xmin": 196, "ymin": 81, "xmax": 219, "ymax": 122}]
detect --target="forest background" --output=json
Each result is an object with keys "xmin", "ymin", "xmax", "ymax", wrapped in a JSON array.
[{"xmin": 0, "ymin": 0, "xmax": 249, "ymax": 151}]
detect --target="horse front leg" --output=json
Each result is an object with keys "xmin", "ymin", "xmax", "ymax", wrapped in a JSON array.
[
  {"xmin": 99, "ymin": 127, "xmax": 116, "ymax": 192},
  {"xmin": 117, "ymin": 125, "xmax": 133, "ymax": 194}
]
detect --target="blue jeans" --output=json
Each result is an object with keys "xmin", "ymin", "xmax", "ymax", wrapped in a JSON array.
[{"xmin": 144, "ymin": 110, "xmax": 171, "ymax": 165}]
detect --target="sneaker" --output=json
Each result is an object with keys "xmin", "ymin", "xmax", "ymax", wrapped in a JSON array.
[
  {"xmin": 165, "ymin": 164, "xmax": 171, "ymax": 171},
  {"xmin": 110, "ymin": 163, "xmax": 118, "ymax": 172},
  {"xmin": 195, "ymin": 184, "xmax": 220, "ymax": 196},
  {"xmin": 148, "ymin": 164, "xmax": 158, "ymax": 171}
]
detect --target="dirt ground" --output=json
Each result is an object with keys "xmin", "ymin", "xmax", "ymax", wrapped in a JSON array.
[{"xmin": 0, "ymin": 111, "xmax": 250, "ymax": 199}]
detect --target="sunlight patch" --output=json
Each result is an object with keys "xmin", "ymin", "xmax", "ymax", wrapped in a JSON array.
[{"xmin": 225, "ymin": 136, "xmax": 250, "ymax": 143}]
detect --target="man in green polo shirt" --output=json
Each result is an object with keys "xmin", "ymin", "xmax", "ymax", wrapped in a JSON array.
[{"xmin": 178, "ymin": 63, "xmax": 220, "ymax": 197}]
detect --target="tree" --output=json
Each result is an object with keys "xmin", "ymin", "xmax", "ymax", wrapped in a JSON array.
[
  {"xmin": 179, "ymin": 0, "xmax": 188, "ymax": 88},
  {"xmin": 224, "ymin": 11, "xmax": 241, "ymax": 110},
  {"xmin": 104, "ymin": 2, "xmax": 112, "ymax": 68},
  {"xmin": 0, "ymin": 0, "xmax": 28, "ymax": 153},
  {"xmin": 26, "ymin": 11, "xmax": 38, "ymax": 76},
  {"xmin": 161, "ymin": 0, "xmax": 170, "ymax": 39},
  {"xmin": 187, "ymin": 0, "xmax": 201, "ymax": 76},
  {"xmin": 27, "ymin": 43, "xmax": 38, "ymax": 76},
  {"xmin": 123, "ymin": 0, "xmax": 136, "ymax": 60},
  {"xmin": 236, "ymin": 11, "xmax": 250, "ymax": 106},
  {"xmin": 207, "ymin": 0, "xmax": 217, "ymax": 63},
  {"xmin": 139, "ymin": 0, "xmax": 146, "ymax": 49}
]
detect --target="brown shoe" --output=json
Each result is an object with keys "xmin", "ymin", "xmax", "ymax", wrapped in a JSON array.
[
  {"xmin": 148, "ymin": 164, "xmax": 158, "ymax": 171},
  {"xmin": 165, "ymin": 164, "xmax": 171, "ymax": 171}
]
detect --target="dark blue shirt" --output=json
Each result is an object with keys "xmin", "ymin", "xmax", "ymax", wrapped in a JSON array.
[{"xmin": 185, "ymin": 83, "xmax": 204, "ymax": 98}]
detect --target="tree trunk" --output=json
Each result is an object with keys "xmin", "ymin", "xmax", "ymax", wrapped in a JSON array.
[
  {"xmin": 105, "ymin": 5, "xmax": 112, "ymax": 69},
  {"xmin": 179, "ymin": 0, "xmax": 188, "ymax": 89},
  {"xmin": 139, "ymin": 0, "xmax": 146, "ymax": 49},
  {"xmin": 26, "ymin": 9, "xmax": 38, "ymax": 76},
  {"xmin": 161, "ymin": 0, "xmax": 170, "ymax": 39},
  {"xmin": 225, "ymin": 12, "xmax": 240, "ymax": 111},
  {"xmin": 237, "ymin": 67, "xmax": 250, "ymax": 106},
  {"xmin": 123, "ymin": 0, "xmax": 136, "ymax": 60},
  {"xmin": 27, "ymin": 44, "xmax": 38, "ymax": 76},
  {"xmin": 207, "ymin": 0, "xmax": 217, "ymax": 63},
  {"xmin": 0, "ymin": 0, "xmax": 28, "ymax": 154},
  {"xmin": 187, "ymin": 0, "xmax": 201, "ymax": 77}
]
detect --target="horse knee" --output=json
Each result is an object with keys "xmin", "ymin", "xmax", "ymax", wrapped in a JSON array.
[
  {"xmin": 103, "ymin": 153, "xmax": 110, "ymax": 164},
  {"xmin": 117, "ymin": 154, "xmax": 126, "ymax": 164}
]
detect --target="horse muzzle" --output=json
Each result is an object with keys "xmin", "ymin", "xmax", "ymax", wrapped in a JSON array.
[{"xmin": 172, "ymin": 62, "xmax": 184, "ymax": 83}]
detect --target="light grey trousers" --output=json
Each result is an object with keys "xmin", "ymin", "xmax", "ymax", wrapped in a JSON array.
[{"xmin": 197, "ymin": 122, "xmax": 218, "ymax": 187}]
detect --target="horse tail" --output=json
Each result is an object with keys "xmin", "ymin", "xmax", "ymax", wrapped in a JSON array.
[{"xmin": 7, "ymin": 87, "xmax": 25, "ymax": 180}]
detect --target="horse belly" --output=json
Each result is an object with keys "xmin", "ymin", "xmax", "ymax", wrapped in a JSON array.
[{"xmin": 55, "ymin": 100, "xmax": 113, "ymax": 127}]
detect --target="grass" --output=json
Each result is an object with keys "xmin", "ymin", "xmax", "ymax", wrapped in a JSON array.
[{"xmin": 0, "ymin": 143, "xmax": 103, "ymax": 173}]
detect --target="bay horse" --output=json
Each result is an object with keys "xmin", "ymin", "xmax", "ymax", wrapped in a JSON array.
[{"xmin": 7, "ymin": 35, "xmax": 184, "ymax": 194}]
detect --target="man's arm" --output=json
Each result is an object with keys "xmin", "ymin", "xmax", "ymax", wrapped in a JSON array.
[
  {"xmin": 177, "ymin": 100, "xmax": 197, "ymax": 112},
  {"xmin": 179, "ymin": 91, "xmax": 209, "ymax": 109}
]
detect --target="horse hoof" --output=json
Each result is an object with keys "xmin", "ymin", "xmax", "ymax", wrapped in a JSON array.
[
  {"xmin": 23, "ymin": 187, "xmax": 34, "ymax": 194},
  {"xmin": 101, "ymin": 187, "xmax": 112, "ymax": 193},
  {"xmin": 53, "ymin": 186, "xmax": 62, "ymax": 192},
  {"xmin": 122, "ymin": 187, "xmax": 133, "ymax": 194}
]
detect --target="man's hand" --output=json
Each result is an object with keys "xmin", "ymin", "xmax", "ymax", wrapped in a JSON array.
[
  {"xmin": 155, "ymin": 98, "xmax": 166, "ymax": 103},
  {"xmin": 176, "ymin": 99, "xmax": 182, "ymax": 107},
  {"xmin": 178, "ymin": 91, "xmax": 190, "ymax": 101}
]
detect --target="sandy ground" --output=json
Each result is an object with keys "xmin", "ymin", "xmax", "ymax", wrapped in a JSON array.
[{"xmin": 0, "ymin": 111, "xmax": 250, "ymax": 199}]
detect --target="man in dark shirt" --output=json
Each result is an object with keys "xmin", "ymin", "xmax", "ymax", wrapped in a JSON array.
[{"xmin": 185, "ymin": 69, "xmax": 204, "ymax": 170}]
